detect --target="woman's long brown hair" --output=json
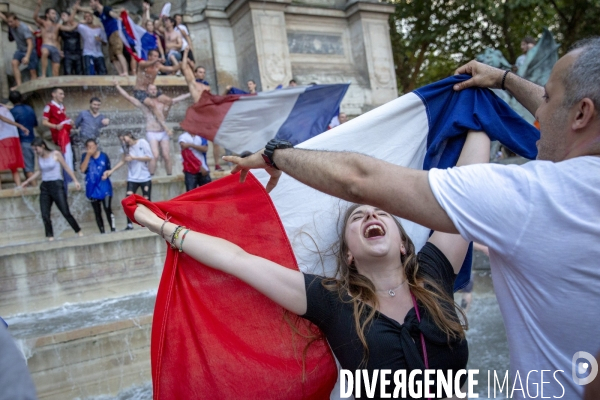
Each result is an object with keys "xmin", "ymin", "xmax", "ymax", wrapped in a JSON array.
[
  {"xmin": 287, "ymin": 204, "xmax": 468, "ymax": 373},
  {"xmin": 321, "ymin": 204, "xmax": 467, "ymax": 364}
]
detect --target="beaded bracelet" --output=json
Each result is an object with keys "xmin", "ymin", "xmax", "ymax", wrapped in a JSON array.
[
  {"xmin": 160, "ymin": 213, "xmax": 171, "ymax": 240},
  {"xmin": 501, "ymin": 70, "xmax": 511, "ymax": 91},
  {"xmin": 178, "ymin": 229, "xmax": 190, "ymax": 252},
  {"xmin": 170, "ymin": 225, "xmax": 184, "ymax": 248}
]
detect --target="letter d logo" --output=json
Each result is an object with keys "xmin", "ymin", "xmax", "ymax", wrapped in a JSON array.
[{"xmin": 572, "ymin": 351, "xmax": 598, "ymax": 385}]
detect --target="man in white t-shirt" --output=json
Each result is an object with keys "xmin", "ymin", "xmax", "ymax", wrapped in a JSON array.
[
  {"xmin": 104, "ymin": 132, "xmax": 154, "ymax": 230},
  {"xmin": 225, "ymin": 38, "xmax": 600, "ymax": 399},
  {"xmin": 75, "ymin": 11, "xmax": 108, "ymax": 75}
]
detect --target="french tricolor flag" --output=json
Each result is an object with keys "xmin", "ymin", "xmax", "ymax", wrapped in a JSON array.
[
  {"xmin": 123, "ymin": 75, "xmax": 540, "ymax": 400},
  {"xmin": 180, "ymin": 84, "xmax": 350, "ymax": 154},
  {"xmin": 119, "ymin": 11, "xmax": 157, "ymax": 62},
  {"xmin": 0, "ymin": 105, "xmax": 24, "ymax": 173},
  {"xmin": 254, "ymin": 75, "xmax": 540, "ymax": 292}
]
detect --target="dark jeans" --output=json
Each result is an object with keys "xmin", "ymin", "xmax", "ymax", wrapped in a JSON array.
[
  {"xmin": 126, "ymin": 181, "xmax": 152, "ymax": 224},
  {"xmin": 91, "ymin": 196, "xmax": 115, "ymax": 233},
  {"xmin": 184, "ymin": 171, "xmax": 212, "ymax": 192},
  {"xmin": 40, "ymin": 180, "xmax": 81, "ymax": 237},
  {"xmin": 63, "ymin": 54, "xmax": 83, "ymax": 75},
  {"xmin": 83, "ymin": 55, "xmax": 107, "ymax": 75}
]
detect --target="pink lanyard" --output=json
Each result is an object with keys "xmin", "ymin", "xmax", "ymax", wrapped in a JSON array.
[
  {"xmin": 411, "ymin": 292, "xmax": 429, "ymax": 368},
  {"xmin": 411, "ymin": 292, "xmax": 431, "ymax": 400}
]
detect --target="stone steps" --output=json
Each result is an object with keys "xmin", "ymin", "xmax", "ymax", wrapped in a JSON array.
[
  {"xmin": 0, "ymin": 229, "xmax": 165, "ymax": 316},
  {"xmin": 6, "ymin": 292, "xmax": 155, "ymax": 400},
  {"xmin": 0, "ymin": 171, "xmax": 230, "ymax": 246},
  {"xmin": 0, "ymin": 175, "xmax": 185, "ymax": 246}
]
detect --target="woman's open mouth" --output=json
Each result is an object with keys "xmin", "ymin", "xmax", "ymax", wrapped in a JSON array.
[{"xmin": 364, "ymin": 224, "xmax": 386, "ymax": 238}]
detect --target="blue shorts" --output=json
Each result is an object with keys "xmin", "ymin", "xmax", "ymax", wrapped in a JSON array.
[
  {"xmin": 166, "ymin": 49, "xmax": 182, "ymax": 66},
  {"xmin": 13, "ymin": 50, "xmax": 39, "ymax": 71},
  {"xmin": 21, "ymin": 141, "xmax": 35, "ymax": 173},
  {"xmin": 41, "ymin": 44, "xmax": 61, "ymax": 64}
]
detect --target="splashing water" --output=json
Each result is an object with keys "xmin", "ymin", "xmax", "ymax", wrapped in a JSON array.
[
  {"xmin": 78, "ymin": 381, "xmax": 153, "ymax": 400},
  {"xmin": 6, "ymin": 290, "xmax": 157, "ymax": 339}
]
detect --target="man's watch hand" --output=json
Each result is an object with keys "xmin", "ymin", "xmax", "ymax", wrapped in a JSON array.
[{"xmin": 223, "ymin": 148, "xmax": 282, "ymax": 193}]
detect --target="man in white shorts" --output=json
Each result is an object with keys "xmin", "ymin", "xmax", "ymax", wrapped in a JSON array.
[{"xmin": 114, "ymin": 80, "xmax": 190, "ymax": 175}]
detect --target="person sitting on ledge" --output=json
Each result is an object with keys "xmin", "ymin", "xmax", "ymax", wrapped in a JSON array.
[
  {"xmin": 0, "ymin": 12, "xmax": 38, "ymax": 89},
  {"xmin": 34, "ymin": 0, "xmax": 71, "ymax": 78}
]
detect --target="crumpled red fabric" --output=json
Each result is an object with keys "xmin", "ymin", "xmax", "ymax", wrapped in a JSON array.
[
  {"xmin": 122, "ymin": 173, "xmax": 337, "ymax": 400},
  {"xmin": 51, "ymin": 124, "xmax": 71, "ymax": 154}
]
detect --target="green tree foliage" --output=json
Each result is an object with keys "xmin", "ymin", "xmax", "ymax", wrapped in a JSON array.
[{"xmin": 390, "ymin": 0, "xmax": 600, "ymax": 94}]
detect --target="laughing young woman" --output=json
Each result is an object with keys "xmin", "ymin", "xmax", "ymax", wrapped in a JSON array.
[{"xmin": 132, "ymin": 131, "xmax": 489, "ymax": 399}]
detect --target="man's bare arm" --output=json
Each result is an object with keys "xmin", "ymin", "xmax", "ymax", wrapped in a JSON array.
[
  {"xmin": 114, "ymin": 82, "xmax": 143, "ymax": 108},
  {"xmin": 138, "ymin": 59, "xmax": 159, "ymax": 68},
  {"xmin": 181, "ymin": 49, "xmax": 200, "ymax": 102},
  {"xmin": 0, "ymin": 12, "xmax": 7, "ymax": 23},
  {"xmin": 172, "ymin": 93, "xmax": 191, "ymax": 104},
  {"xmin": 34, "ymin": 0, "xmax": 44, "ymax": 25},
  {"xmin": 275, "ymin": 149, "xmax": 457, "ymax": 232},
  {"xmin": 226, "ymin": 148, "xmax": 457, "ymax": 233},
  {"xmin": 453, "ymin": 60, "xmax": 544, "ymax": 117},
  {"xmin": 158, "ymin": 63, "xmax": 180, "ymax": 74}
]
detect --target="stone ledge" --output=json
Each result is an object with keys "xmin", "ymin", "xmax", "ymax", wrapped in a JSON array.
[
  {"xmin": 0, "ymin": 232, "xmax": 165, "ymax": 316},
  {"xmin": 17, "ymin": 75, "xmax": 189, "ymax": 96}
]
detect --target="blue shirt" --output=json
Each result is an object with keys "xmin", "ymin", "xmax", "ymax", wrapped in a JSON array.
[
  {"xmin": 82, "ymin": 152, "xmax": 113, "ymax": 200},
  {"xmin": 75, "ymin": 110, "xmax": 106, "ymax": 141},
  {"xmin": 196, "ymin": 79, "xmax": 210, "ymax": 86},
  {"xmin": 10, "ymin": 104, "xmax": 38, "ymax": 143},
  {"xmin": 95, "ymin": 6, "xmax": 118, "ymax": 37}
]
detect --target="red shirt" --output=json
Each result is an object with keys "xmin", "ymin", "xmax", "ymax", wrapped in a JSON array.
[{"xmin": 43, "ymin": 101, "xmax": 72, "ymax": 151}]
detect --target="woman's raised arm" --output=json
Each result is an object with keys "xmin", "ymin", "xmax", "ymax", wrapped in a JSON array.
[
  {"xmin": 134, "ymin": 204, "xmax": 308, "ymax": 315},
  {"xmin": 427, "ymin": 130, "xmax": 491, "ymax": 274}
]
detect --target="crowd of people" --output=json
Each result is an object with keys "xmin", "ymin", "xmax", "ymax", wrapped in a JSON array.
[
  {"xmin": 0, "ymin": 84, "xmax": 215, "ymax": 239},
  {"xmin": 0, "ymin": 0, "xmax": 203, "ymax": 88},
  {"xmin": 0, "ymin": 4, "xmax": 598, "ymax": 396},
  {"xmin": 0, "ymin": 8, "xmax": 334, "ymax": 240}
]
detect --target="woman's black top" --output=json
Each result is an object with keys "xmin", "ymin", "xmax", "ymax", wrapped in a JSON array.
[{"xmin": 301, "ymin": 242, "xmax": 468, "ymax": 399}]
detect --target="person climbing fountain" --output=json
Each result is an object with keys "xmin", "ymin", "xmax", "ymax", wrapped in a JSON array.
[{"xmin": 20, "ymin": 138, "xmax": 83, "ymax": 241}]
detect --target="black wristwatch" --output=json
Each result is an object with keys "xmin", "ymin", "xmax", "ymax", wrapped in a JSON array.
[{"xmin": 262, "ymin": 139, "xmax": 293, "ymax": 169}]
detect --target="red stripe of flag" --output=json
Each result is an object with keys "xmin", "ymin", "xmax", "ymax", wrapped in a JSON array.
[
  {"xmin": 121, "ymin": 174, "xmax": 337, "ymax": 400},
  {"xmin": 180, "ymin": 91, "xmax": 242, "ymax": 141}
]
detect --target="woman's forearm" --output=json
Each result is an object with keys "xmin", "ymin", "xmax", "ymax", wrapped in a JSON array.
[
  {"xmin": 456, "ymin": 130, "xmax": 491, "ymax": 167},
  {"xmin": 145, "ymin": 218, "xmax": 307, "ymax": 314}
]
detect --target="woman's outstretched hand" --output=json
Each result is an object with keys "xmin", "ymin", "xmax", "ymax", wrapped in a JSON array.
[
  {"xmin": 134, "ymin": 203, "xmax": 162, "ymax": 233},
  {"xmin": 223, "ymin": 150, "xmax": 282, "ymax": 193}
]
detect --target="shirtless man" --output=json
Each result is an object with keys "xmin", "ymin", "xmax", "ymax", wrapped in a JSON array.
[
  {"xmin": 134, "ymin": 49, "xmax": 180, "ymax": 135},
  {"xmin": 180, "ymin": 49, "xmax": 225, "ymax": 169},
  {"xmin": 163, "ymin": 17, "xmax": 182, "ymax": 69},
  {"xmin": 34, "ymin": 0, "xmax": 70, "ymax": 77},
  {"xmin": 115, "ymin": 79, "xmax": 190, "ymax": 175}
]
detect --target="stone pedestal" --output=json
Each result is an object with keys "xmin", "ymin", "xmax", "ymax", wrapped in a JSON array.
[{"xmin": 181, "ymin": 0, "xmax": 397, "ymax": 113}]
